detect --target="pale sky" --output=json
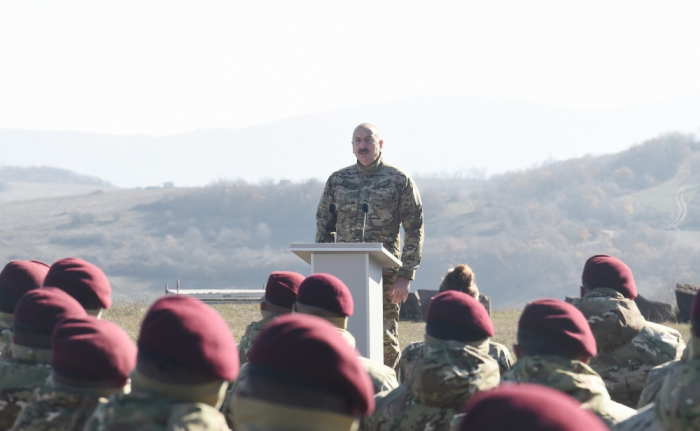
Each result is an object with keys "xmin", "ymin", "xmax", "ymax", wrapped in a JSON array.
[{"xmin": 1, "ymin": 1, "xmax": 699, "ymax": 137}]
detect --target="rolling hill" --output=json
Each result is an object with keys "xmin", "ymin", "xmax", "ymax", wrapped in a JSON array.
[{"xmin": 1, "ymin": 132, "xmax": 699, "ymax": 306}]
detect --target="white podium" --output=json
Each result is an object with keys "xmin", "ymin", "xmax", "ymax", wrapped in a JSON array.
[{"xmin": 290, "ymin": 243, "xmax": 402, "ymax": 362}]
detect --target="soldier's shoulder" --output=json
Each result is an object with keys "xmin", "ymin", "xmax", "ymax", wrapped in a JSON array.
[
  {"xmin": 358, "ymin": 357, "xmax": 398, "ymax": 393},
  {"xmin": 168, "ymin": 402, "xmax": 229, "ymax": 431},
  {"xmin": 329, "ymin": 164, "xmax": 358, "ymax": 178},
  {"xmin": 643, "ymin": 321, "xmax": 683, "ymax": 343},
  {"xmin": 612, "ymin": 404, "xmax": 663, "ymax": 431},
  {"xmin": 380, "ymin": 162, "xmax": 414, "ymax": 183}
]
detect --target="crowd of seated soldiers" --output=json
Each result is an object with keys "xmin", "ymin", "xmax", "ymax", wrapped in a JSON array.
[{"xmin": 0, "ymin": 254, "xmax": 694, "ymax": 431}]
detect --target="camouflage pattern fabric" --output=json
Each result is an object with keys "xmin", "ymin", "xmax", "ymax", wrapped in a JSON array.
[
  {"xmin": 237, "ymin": 314, "xmax": 275, "ymax": 366},
  {"xmin": 357, "ymin": 357, "xmax": 399, "ymax": 395},
  {"xmin": 0, "ymin": 355, "xmax": 51, "ymax": 429},
  {"xmin": 316, "ymin": 155, "xmax": 424, "ymax": 369},
  {"xmin": 397, "ymin": 340, "xmax": 514, "ymax": 384},
  {"xmin": 612, "ymin": 404, "xmax": 663, "ymax": 431},
  {"xmin": 364, "ymin": 340, "xmax": 499, "ymax": 431},
  {"xmin": 569, "ymin": 287, "xmax": 685, "ymax": 407},
  {"xmin": 636, "ymin": 359, "xmax": 683, "ymax": 409},
  {"xmin": 83, "ymin": 388, "xmax": 230, "ymax": 431},
  {"xmin": 221, "ymin": 363, "xmax": 249, "ymax": 430},
  {"xmin": 501, "ymin": 355, "xmax": 635, "ymax": 426},
  {"xmin": 0, "ymin": 318, "xmax": 12, "ymax": 357},
  {"xmin": 10, "ymin": 384, "xmax": 101, "ymax": 431}
]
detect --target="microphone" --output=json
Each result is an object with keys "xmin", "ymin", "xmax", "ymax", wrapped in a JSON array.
[
  {"xmin": 361, "ymin": 203, "xmax": 370, "ymax": 243},
  {"xmin": 317, "ymin": 203, "xmax": 338, "ymax": 243}
]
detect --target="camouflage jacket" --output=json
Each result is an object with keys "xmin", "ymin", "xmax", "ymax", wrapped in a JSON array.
[
  {"xmin": 0, "ymin": 349, "xmax": 52, "ymax": 430},
  {"xmin": 614, "ymin": 338, "xmax": 700, "ymax": 431},
  {"xmin": 397, "ymin": 339, "xmax": 513, "ymax": 384},
  {"xmin": 364, "ymin": 340, "xmax": 500, "ymax": 431},
  {"xmin": 568, "ymin": 288, "xmax": 685, "ymax": 407},
  {"xmin": 636, "ymin": 341, "xmax": 690, "ymax": 409},
  {"xmin": 237, "ymin": 314, "xmax": 276, "ymax": 366},
  {"xmin": 0, "ymin": 317, "xmax": 12, "ymax": 357},
  {"xmin": 316, "ymin": 155, "xmax": 424, "ymax": 280},
  {"xmin": 10, "ymin": 384, "xmax": 101, "ymax": 431},
  {"xmin": 501, "ymin": 355, "xmax": 635, "ymax": 426},
  {"xmin": 83, "ymin": 388, "xmax": 230, "ymax": 431}
]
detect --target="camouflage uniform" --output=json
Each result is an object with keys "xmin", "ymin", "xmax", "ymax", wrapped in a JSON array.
[
  {"xmin": 83, "ymin": 388, "xmax": 230, "ymax": 431},
  {"xmin": 0, "ymin": 315, "xmax": 12, "ymax": 357},
  {"xmin": 568, "ymin": 288, "xmax": 685, "ymax": 408},
  {"xmin": 237, "ymin": 314, "xmax": 276, "ymax": 366},
  {"xmin": 636, "ymin": 341, "xmax": 689, "ymax": 409},
  {"xmin": 10, "ymin": 380, "xmax": 104, "ymax": 431},
  {"xmin": 0, "ymin": 345, "xmax": 52, "ymax": 429},
  {"xmin": 397, "ymin": 339, "xmax": 513, "ymax": 384},
  {"xmin": 316, "ymin": 154, "xmax": 424, "ymax": 368},
  {"xmin": 501, "ymin": 355, "xmax": 635, "ymax": 426},
  {"xmin": 613, "ymin": 337, "xmax": 700, "ymax": 431},
  {"xmin": 364, "ymin": 340, "xmax": 499, "ymax": 431}
]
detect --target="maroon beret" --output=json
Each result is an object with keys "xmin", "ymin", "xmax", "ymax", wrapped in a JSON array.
[
  {"xmin": 138, "ymin": 295, "xmax": 238, "ymax": 381},
  {"xmin": 518, "ymin": 299, "xmax": 597, "ymax": 358},
  {"xmin": 52, "ymin": 316, "xmax": 136, "ymax": 387},
  {"xmin": 264, "ymin": 271, "xmax": 305, "ymax": 308},
  {"xmin": 14, "ymin": 287, "xmax": 87, "ymax": 335},
  {"xmin": 459, "ymin": 384, "xmax": 608, "ymax": 431},
  {"xmin": 43, "ymin": 258, "xmax": 112, "ymax": 309},
  {"xmin": 297, "ymin": 274, "xmax": 353, "ymax": 317},
  {"xmin": 248, "ymin": 313, "xmax": 374, "ymax": 417},
  {"xmin": 426, "ymin": 291, "xmax": 494, "ymax": 342},
  {"xmin": 0, "ymin": 260, "xmax": 50, "ymax": 314},
  {"xmin": 581, "ymin": 255, "xmax": 637, "ymax": 299}
]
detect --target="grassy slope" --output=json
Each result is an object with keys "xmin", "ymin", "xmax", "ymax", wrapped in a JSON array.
[{"xmin": 104, "ymin": 304, "xmax": 691, "ymax": 359}]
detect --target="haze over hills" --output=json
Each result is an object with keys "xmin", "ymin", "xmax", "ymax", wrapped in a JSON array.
[
  {"xmin": 1, "ymin": 132, "xmax": 699, "ymax": 307},
  {"xmin": 2, "ymin": 93, "xmax": 699, "ymax": 188}
]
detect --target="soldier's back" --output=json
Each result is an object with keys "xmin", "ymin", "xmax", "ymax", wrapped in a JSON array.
[
  {"xmin": 10, "ymin": 386, "xmax": 100, "ymax": 431},
  {"xmin": 237, "ymin": 316, "xmax": 274, "ymax": 365},
  {"xmin": 0, "ymin": 359, "xmax": 51, "ymax": 429},
  {"xmin": 83, "ymin": 389, "xmax": 229, "ymax": 431}
]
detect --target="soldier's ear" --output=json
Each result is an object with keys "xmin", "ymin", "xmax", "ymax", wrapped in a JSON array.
[
  {"xmin": 378, "ymin": 139, "xmax": 384, "ymax": 149},
  {"xmin": 513, "ymin": 344, "xmax": 525, "ymax": 359},
  {"xmin": 260, "ymin": 300, "xmax": 266, "ymax": 311}
]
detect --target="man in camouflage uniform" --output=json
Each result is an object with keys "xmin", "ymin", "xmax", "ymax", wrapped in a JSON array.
[
  {"xmin": 237, "ymin": 271, "xmax": 304, "ymax": 365},
  {"xmin": 364, "ymin": 291, "xmax": 500, "ymax": 431},
  {"xmin": 397, "ymin": 265, "xmax": 513, "ymax": 383},
  {"xmin": 231, "ymin": 314, "xmax": 375, "ymax": 431},
  {"xmin": 10, "ymin": 316, "xmax": 136, "ymax": 431},
  {"xmin": 83, "ymin": 296, "xmax": 237, "ymax": 431},
  {"xmin": 613, "ymin": 291, "xmax": 700, "ymax": 431},
  {"xmin": 567, "ymin": 255, "xmax": 685, "ymax": 408},
  {"xmin": 316, "ymin": 123, "xmax": 424, "ymax": 368},
  {"xmin": 636, "ymin": 343, "xmax": 689, "ymax": 409},
  {"xmin": 223, "ymin": 274, "xmax": 397, "ymax": 430},
  {"xmin": 502, "ymin": 299, "xmax": 635, "ymax": 427},
  {"xmin": 0, "ymin": 288, "xmax": 87, "ymax": 429},
  {"xmin": 0, "ymin": 261, "xmax": 49, "ymax": 357}
]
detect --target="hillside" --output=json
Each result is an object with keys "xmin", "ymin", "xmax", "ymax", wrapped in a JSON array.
[{"xmin": 0, "ymin": 133, "xmax": 699, "ymax": 306}]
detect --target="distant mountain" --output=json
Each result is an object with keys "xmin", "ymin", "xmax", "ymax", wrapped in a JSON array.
[
  {"xmin": 0, "ymin": 132, "xmax": 698, "ymax": 306},
  {"xmin": 0, "ymin": 166, "xmax": 111, "ymax": 186},
  {"xmin": 2, "ymin": 93, "xmax": 699, "ymax": 187}
]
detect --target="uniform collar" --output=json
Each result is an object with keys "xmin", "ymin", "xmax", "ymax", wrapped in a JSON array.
[{"xmin": 356, "ymin": 154, "xmax": 385, "ymax": 175}]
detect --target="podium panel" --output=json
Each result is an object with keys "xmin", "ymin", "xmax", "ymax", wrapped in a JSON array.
[{"xmin": 291, "ymin": 243, "xmax": 401, "ymax": 363}]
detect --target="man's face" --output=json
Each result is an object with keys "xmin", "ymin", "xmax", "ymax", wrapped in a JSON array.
[{"xmin": 352, "ymin": 127, "xmax": 383, "ymax": 166}]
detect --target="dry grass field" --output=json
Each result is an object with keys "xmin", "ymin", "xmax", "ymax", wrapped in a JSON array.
[{"xmin": 104, "ymin": 303, "xmax": 690, "ymax": 358}]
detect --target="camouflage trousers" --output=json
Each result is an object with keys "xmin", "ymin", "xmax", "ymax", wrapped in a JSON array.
[{"xmin": 383, "ymin": 269, "xmax": 401, "ymax": 370}]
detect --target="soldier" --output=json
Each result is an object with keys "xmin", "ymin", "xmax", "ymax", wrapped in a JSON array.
[
  {"xmin": 316, "ymin": 123, "xmax": 424, "ymax": 368},
  {"xmin": 456, "ymin": 384, "xmax": 609, "ymax": 431},
  {"xmin": 222, "ymin": 274, "xmax": 396, "ymax": 429},
  {"xmin": 43, "ymin": 258, "xmax": 112, "ymax": 317},
  {"xmin": 397, "ymin": 265, "xmax": 513, "ymax": 383},
  {"xmin": 502, "ymin": 298, "xmax": 635, "ymax": 426},
  {"xmin": 636, "ymin": 345, "xmax": 689, "ymax": 409},
  {"xmin": 567, "ymin": 255, "xmax": 685, "ymax": 407},
  {"xmin": 613, "ymin": 291, "xmax": 700, "ymax": 431},
  {"xmin": 83, "ymin": 295, "xmax": 238, "ymax": 430},
  {"xmin": 365, "ymin": 291, "xmax": 500, "ymax": 431},
  {"xmin": 10, "ymin": 316, "xmax": 137, "ymax": 431},
  {"xmin": 0, "ymin": 261, "xmax": 50, "ymax": 355},
  {"xmin": 230, "ymin": 313, "xmax": 375, "ymax": 431},
  {"xmin": 237, "ymin": 271, "xmax": 304, "ymax": 365},
  {"xmin": 0, "ymin": 288, "xmax": 87, "ymax": 428}
]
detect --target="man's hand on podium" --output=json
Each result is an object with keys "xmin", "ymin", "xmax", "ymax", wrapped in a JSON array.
[{"xmin": 390, "ymin": 276, "xmax": 411, "ymax": 304}]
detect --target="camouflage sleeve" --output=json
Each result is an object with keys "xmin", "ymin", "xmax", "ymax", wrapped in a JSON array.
[
  {"xmin": 397, "ymin": 176, "xmax": 424, "ymax": 280},
  {"xmin": 315, "ymin": 176, "xmax": 336, "ymax": 243}
]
